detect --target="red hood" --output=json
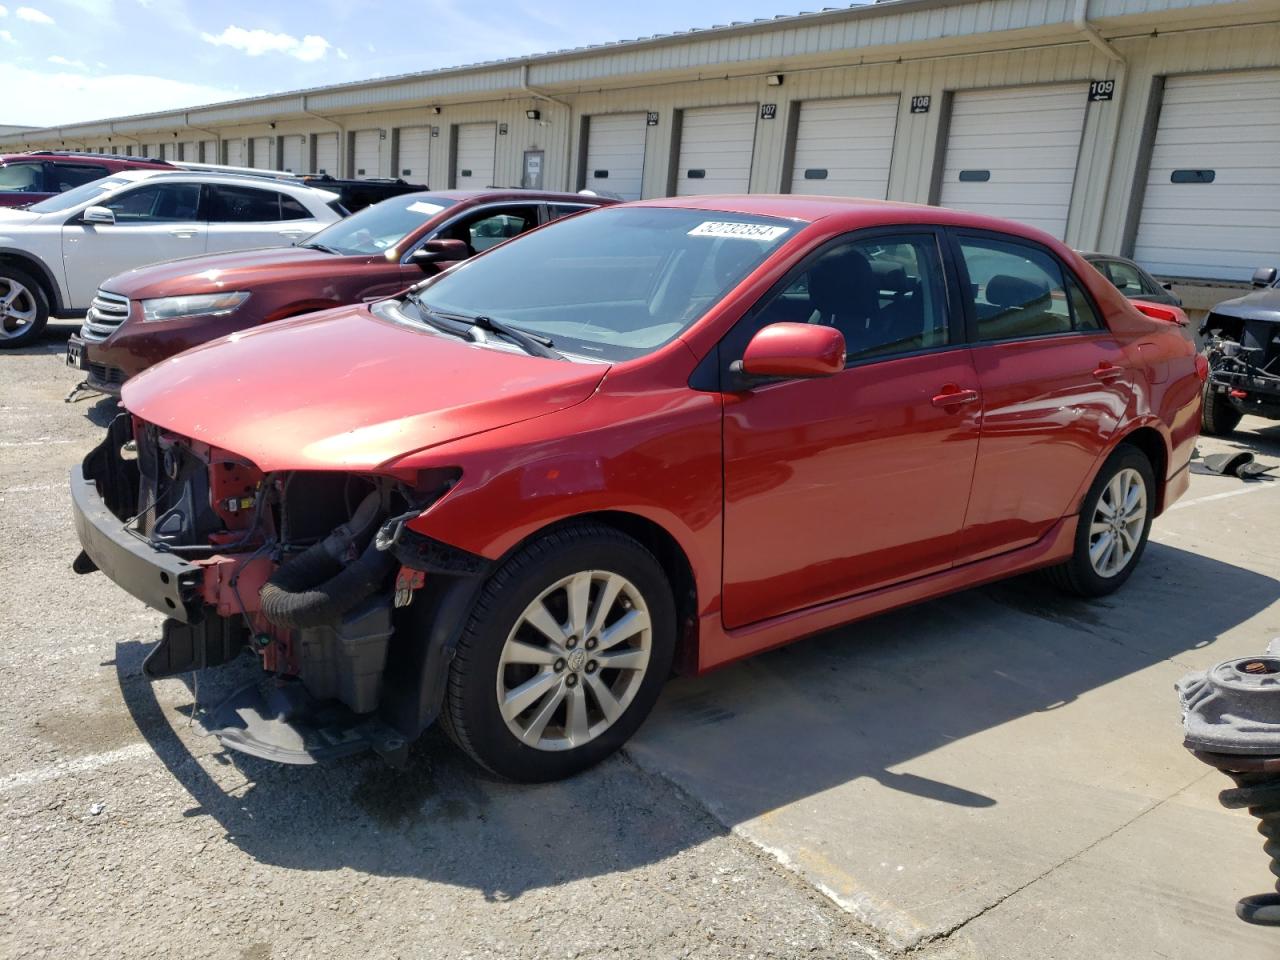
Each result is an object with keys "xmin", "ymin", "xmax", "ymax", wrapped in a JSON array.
[
  {"xmin": 121, "ymin": 305, "xmax": 608, "ymax": 471},
  {"xmin": 104, "ymin": 246, "xmax": 377, "ymax": 298}
]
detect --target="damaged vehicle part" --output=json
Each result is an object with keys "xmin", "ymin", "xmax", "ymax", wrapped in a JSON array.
[{"xmin": 1200, "ymin": 267, "xmax": 1280, "ymax": 435}]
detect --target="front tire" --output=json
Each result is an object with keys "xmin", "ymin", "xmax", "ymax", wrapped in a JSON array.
[
  {"xmin": 442, "ymin": 523, "xmax": 676, "ymax": 782},
  {"xmin": 1046, "ymin": 444, "xmax": 1155, "ymax": 598},
  {"xmin": 0, "ymin": 266, "xmax": 50, "ymax": 349},
  {"xmin": 1201, "ymin": 381, "xmax": 1243, "ymax": 436}
]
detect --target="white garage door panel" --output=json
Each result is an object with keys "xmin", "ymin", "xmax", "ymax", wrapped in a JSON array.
[
  {"xmin": 223, "ymin": 139, "xmax": 243, "ymax": 167},
  {"xmin": 455, "ymin": 123, "xmax": 496, "ymax": 189},
  {"xmin": 281, "ymin": 136, "xmax": 304, "ymax": 173},
  {"xmin": 249, "ymin": 137, "xmax": 272, "ymax": 169},
  {"xmin": 199, "ymin": 140, "xmax": 216, "ymax": 163},
  {"xmin": 397, "ymin": 127, "xmax": 431, "ymax": 181},
  {"xmin": 314, "ymin": 132, "xmax": 338, "ymax": 175},
  {"xmin": 353, "ymin": 130, "xmax": 381, "ymax": 178},
  {"xmin": 1134, "ymin": 70, "xmax": 1280, "ymax": 281},
  {"xmin": 939, "ymin": 84, "xmax": 1087, "ymax": 239},
  {"xmin": 677, "ymin": 105, "xmax": 757, "ymax": 196},
  {"xmin": 790, "ymin": 96, "xmax": 897, "ymax": 198},
  {"xmin": 585, "ymin": 113, "xmax": 647, "ymax": 200}
]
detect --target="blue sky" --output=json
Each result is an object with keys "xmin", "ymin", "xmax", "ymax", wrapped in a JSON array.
[{"xmin": 1, "ymin": 0, "xmax": 854, "ymax": 127}]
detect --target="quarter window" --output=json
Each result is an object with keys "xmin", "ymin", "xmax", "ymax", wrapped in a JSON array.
[
  {"xmin": 103, "ymin": 183, "xmax": 201, "ymax": 223},
  {"xmin": 747, "ymin": 233, "xmax": 950, "ymax": 362},
  {"xmin": 957, "ymin": 236, "xmax": 1099, "ymax": 341}
]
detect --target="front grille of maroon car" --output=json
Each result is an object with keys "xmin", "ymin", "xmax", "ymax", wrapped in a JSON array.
[
  {"xmin": 88, "ymin": 362, "xmax": 126, "ymax": 386},
  {"xmin": 80, "ymin": 290, "xmax": 131, "ymax": 342}
]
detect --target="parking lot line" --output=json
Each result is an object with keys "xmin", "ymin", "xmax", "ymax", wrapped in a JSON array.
[
  {"xmin": 1168, "ymin": 482, "xmax": 1280, "ymax": 512},
  {"xmin": 0, "ymin": 742, "xmax": 152, "ymax": 793}
]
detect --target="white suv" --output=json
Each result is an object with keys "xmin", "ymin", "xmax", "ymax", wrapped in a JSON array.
[{"xmin": 0, "ymin": 170, "xmax": 344, "ymax": 348}]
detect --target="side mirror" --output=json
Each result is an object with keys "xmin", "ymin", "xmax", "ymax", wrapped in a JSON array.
[
  {"xmin": 1253, "ymin": 267, "xmax": 1278, "ymax": 288},
  {"xmin": 733, "ymin": 322, "xmax": 845, "ymax": 384},
  {"xmin": 82, "ymin": 205, "xmax": 115, "ymax": 225},
  {"xmin": 411, "ymin": 238, "xmax": 470, "ymax": 269},
  {"xmin": 1160, "ymin": 281, "xmax": 1174, "ymax": 291}
]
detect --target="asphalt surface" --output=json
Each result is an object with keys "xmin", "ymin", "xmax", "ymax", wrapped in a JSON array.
[{"xmin": 5, "ymin": 320, "xmax": 1280, "ymax": 959}]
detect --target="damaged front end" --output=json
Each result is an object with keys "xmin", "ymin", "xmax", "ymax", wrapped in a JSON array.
[
  {"xmin": 1202, "ymin": 307, "xmax": 1280, "ymax": 421},
  {"xmin": 72, "ymin": 413, "xmax": 483, "ymax": 765}
]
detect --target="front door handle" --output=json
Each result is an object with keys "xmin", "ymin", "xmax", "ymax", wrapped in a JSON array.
[
  {"xmin": 931, "ymin": 385, "xmax": 980, "ymax": 408},
  {"xmin": 1093, "ymin": 363, "xmax": 1125, "ymax": 382},
  {"xmin": 169, "ymin": 230, "xmax": 196, "ymax": 238}
]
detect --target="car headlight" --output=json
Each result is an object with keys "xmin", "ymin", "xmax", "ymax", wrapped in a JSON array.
[{"xmin": 141, "ymin": 292, "xmax": 250, "ymax": 323}]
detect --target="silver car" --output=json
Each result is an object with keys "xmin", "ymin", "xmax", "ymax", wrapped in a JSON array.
[{"xmin": 0, "ymin": 169, "xmax": 344, "ymax": 348}]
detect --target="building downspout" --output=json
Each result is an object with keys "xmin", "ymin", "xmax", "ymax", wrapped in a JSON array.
[
  {"xmin": 301, "ymin": 95, "xmax": 346, "ymax": 176},
  {"xmin": 1074, "ymin": 0, "xmax": 1124, "ymax": 63},
  {"xmin": 521, "ymin": 62, "xmax": 574, "ymax": 189}
]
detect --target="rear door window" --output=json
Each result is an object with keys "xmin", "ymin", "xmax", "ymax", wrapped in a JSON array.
[
  {"xmin": 955, "ymin": 235, "xmax": 1100, "ymax": 341},
  {"xmin": 50, "ymin": 163, "xmax": 108, "ymax": 191},
  {"xmin": 209, "ymin": 185, "xmax": 292, "ymax": 222}
]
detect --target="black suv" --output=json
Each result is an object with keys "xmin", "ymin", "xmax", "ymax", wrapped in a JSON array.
[
  {"xmin": 1201, "ymin": 266, "xmax": 1280, "ymax": 435},
  {"xmin": 295, "ymin": 175, "xmax": 425, "ymax": 213}
]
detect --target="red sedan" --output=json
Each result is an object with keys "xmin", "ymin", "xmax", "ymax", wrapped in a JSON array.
[{"xmin": 71, "ymin": 196, "xmax": 1203, "ymax": 781}]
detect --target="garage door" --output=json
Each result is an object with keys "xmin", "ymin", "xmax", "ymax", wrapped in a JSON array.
[
  {"xmin": 200, "ymin": 139, "xmax": 217, "ymax": 164},
  {"xmin": 281, "ymin": 135, "xmax": 305, "ymax": 173},
  {"xmin": 179, "ymin": 141, "xmax": 197, "ymax": 162},
  {"xmin": 938, "ymin": 84, "xmax": 1087, "ymax": 238},
  {"xmin": 315, "ymin": 132, "xmax": 338, "ymax": 175},
  {"xmin": 789, "ymin": 95, "xmax": 898, "ymax": 199},
  {"xmin": 160, "ymin": 142, "xmax": 176, "ymax": 162},
  {"xmin": 223, "ymin": 139, "xmax": 243, "ymax": 167},
  {"xmin": 1133, "ymin": 70, "xmax": 1280, "ymax": 282},
  {"xmin": 249, "ymin": 138, "xmax": 272, "ymax": 170},
  {"xmin": 676, "ymin": 105, "xmax": 757, "ymax": 196},
  {"xmin": 454, "ymin": 123, "xmax": 496, "ymax": 189},
  {"xmin": 584, "ymin": 113, "xmax": 647, "ymax": 200},
  {"xmin": 396, "ymin": 126, "xmax": 431, "ymax": 182},
  {"xmin": 352, "ymin": 129, "xmax": 381, "ymax": 178}
]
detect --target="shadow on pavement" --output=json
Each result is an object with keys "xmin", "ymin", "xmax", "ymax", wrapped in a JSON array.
[{"xmin": 113, "ymin": 540, "xmax": 1275, "ymax": 895}]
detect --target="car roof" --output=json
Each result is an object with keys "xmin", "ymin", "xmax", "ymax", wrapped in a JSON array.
[
  {"xmin": 422, "ymin": 189, "xmax": 616, "ymax": 204},
  {"xmin": 92, "ymin": 168, "xmax": 339, "ymax": 198}
]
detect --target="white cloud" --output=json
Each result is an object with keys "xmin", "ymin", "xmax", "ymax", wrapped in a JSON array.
[
  {"xmin": 48, "ymin": 54, "xmax": 88, "ymax": 69},
  {"xmin": 15, "ymin": 6, "xmax": 54, "ymax": 24},
  {"xmin": 0, "ymin": 29, "xmax": 11, "ymax": 43},
  {"xmin": 0, "ymin": 61, "xmax": 240, "ymax": 126},
  {"xmin": 200, "ymin": 25, "xmax": 333, "ymax": 62},
  {"xmin": 0, "ymin": 6, "xmax": 8, "ymax": 17}
]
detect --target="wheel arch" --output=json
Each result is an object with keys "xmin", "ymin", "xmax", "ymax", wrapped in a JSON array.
[
  {"xmin": 1112, "ymin": 424, "xmax": 1171, "ymax": 514},
  {"xmin": 0, "ymin": 249, "xmax": 62, "ymax": 313}
]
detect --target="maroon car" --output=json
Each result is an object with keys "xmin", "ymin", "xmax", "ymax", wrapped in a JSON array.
[
  {"xmin": 74, "ymin": 190, "xmax": 616, "ymax": 394},
  {"xmin": 0, "ymin": 151, "xmax": 174, "ymax": 207}
]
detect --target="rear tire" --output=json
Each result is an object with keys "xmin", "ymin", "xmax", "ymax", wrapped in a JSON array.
[
  {"xmin": 0, "ymin": 265, "xmax": 50, "ymax": 349},
  {"xmin": 442, "ymin": 523, "xmax": 676, "ymax": 782},
  {"xmin": 1201, "ymin": 381, "xmax": 1242, "ymax": 436},
  {"xmin": 1046, "ymin": 444, "xmax": 1155, "ymax": 598}
]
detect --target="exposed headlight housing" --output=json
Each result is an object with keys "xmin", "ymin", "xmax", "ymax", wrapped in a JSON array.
[{"xmin": 141, "ymin": 291, "xmax": 250, "ymax": 323}]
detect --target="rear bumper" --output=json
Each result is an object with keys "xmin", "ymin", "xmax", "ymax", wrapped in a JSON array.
[{"xmin": 71, "ymin": 464, "xmax": 202, "ymax": 622}]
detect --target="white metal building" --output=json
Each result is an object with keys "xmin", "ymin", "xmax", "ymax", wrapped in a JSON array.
[{"xmin": 4, "ymin": 0, "xmax": 1279, "ymax": 292}]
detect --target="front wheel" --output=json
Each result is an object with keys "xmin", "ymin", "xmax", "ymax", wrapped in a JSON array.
[
  {"xmin": 1201, "ymin": 381, "xmax": 1243, "ymax": 436},
  {"xmin": 442, "ymin": 523, "xmax": 676, "ymax": 782},
  {"xmin": 1046, "ymin": 444, "xmax": 1155, "ymax": 597}
]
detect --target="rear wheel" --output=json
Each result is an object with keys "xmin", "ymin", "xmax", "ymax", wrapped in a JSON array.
[
  {"xmin": 0, "ymin": 266, "xmax": 49, "ymax": 349},
  {"xmin": 442, "ymin": 523, "xmax": 676, "ymax": 782},
  {"xmin": 1046, "ymin": 445, "xmax": 1155, "ymax": 597},
  {"xmin": 1201, "ymin": 381, "xmax": 1243, "ymax": 436}
]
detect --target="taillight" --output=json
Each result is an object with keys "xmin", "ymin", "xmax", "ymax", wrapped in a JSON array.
[
  {"xmin": 1133, "ymin": 301, "xmax": 1188, "ymax": 325},
  {"xmin": 1195, "ymin": 355, "xmax": 1210, "ymax": 382}
]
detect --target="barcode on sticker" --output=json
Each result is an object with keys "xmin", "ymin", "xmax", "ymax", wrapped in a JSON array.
[{"xmin": 688, "ymin": 221, "xmax": 790, "ymax": 241}]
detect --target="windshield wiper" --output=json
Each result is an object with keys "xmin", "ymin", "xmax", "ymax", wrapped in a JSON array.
[
  {"xmin": 402, "ymin": 291, "xmax": 476, "ymax": 343},
  {"xmin": 433, "ymin": 310, "xmax": 564, "ymax": 360},
  {"xmin": 298, "ymin": 241, "xmax": 343, "ymax": 254}
]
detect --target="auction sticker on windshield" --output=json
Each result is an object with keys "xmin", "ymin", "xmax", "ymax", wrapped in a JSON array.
[
  {"xmin": 688, "ymin": 221, "xmax": 790, "ymax": 241},
  {"xmin": 407, "ymin": 201, "xmax": 446, "ymax": 216}
]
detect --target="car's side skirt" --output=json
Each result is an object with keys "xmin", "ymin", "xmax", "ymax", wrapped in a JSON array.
[{"xmin": 698, "ymin": 515, "xmax": 1078, "ymax": 673}]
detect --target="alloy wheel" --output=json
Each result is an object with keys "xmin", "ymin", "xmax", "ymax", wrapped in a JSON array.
[
  {"xmin": 496, "ymin": 570, "xmax": 652, "ymax": 752},
  {"xmin": 1088, "ymin": 467, "xmax": 1148, "ymax": 578},
  {"xmin": 0, "ymin": 277, "xmax": 37, "ymax": 341}
]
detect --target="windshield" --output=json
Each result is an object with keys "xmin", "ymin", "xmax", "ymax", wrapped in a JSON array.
[
  {"xmin": 305, "ymin": 194, "xmax": 457, "ymax": 255},
  {"xmin": 28, "ymin": 176, "xmax": 130, "ymax": 213},
  {"xmin": 411, "ymin": 206, "xmax": 798, "ymax": 361}
]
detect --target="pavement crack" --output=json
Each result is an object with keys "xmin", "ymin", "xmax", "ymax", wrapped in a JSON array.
[{"xmin": 911, "ymin": 772, "xmax": 1215, "ymax": 951}]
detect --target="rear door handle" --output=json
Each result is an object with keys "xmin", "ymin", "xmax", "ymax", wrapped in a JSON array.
[
  {"xmin": 931, "ymin": 386, "xmax": 980, "ymax": 408},
  {"xmin": 169, "ymin": 230, "xmax": 196, "ymax": 238},
  {"xmin": 1093, "ymin": 363, "xmax": 1125, "ymax": 382}
]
